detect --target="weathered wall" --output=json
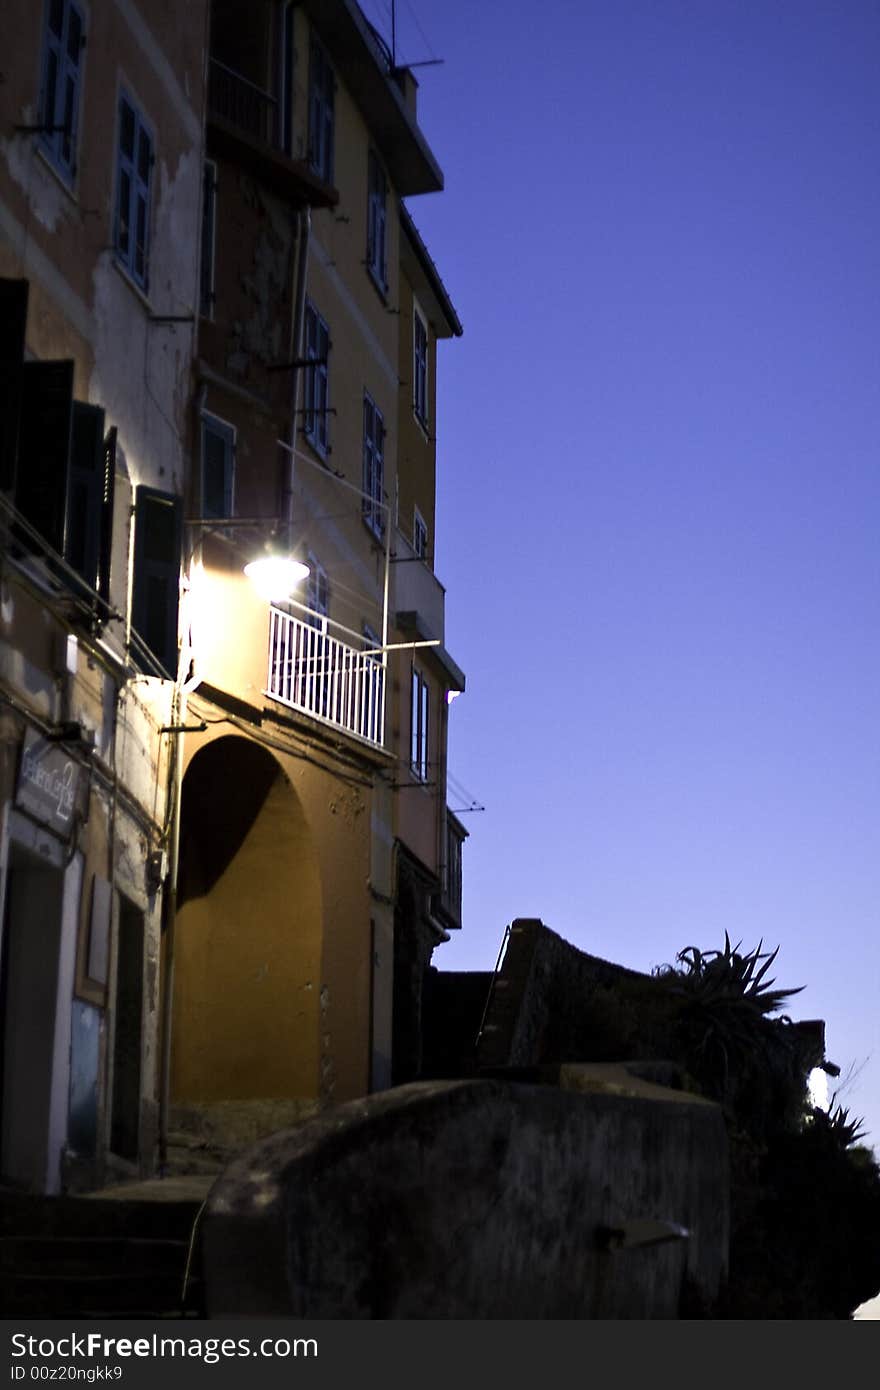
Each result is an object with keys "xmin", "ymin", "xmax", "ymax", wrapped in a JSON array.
[{"xmin": 202, "ymin": 1074, "xmax": 729, "ymax": 1319}]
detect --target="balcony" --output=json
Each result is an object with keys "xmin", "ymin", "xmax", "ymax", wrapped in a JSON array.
[
  {"xmin": 391, "ymin": 531, "xmax": 445, "ymax": 643},
  {"xmin": 266, "ymin": 607, "xmax": 385, "ymax": 750},
  {"xmin": 206, "ymin": 59, "xmax": 338, "ymax": 209}
]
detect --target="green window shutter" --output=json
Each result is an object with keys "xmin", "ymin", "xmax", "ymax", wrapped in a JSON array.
[
  {"xmin": 16, "ymin": 359, "xmax": 74, "ymax": 556},
  {"xmin": 98, "ymin": 427, "xmax": 117, "ymax": 606},
  {"xmin": 132, "ymin": 486, "xmax": 182, "ymax": 678},
  {"xmin": 67, "ymin": 402, "xmax": 105, "ymax": 590}
]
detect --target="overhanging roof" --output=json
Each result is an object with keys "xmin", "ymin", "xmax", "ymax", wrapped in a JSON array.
[
  {"xmin": 400, "ymin": 202, "xmax": 462, "ymax": 338},
  {"xmin": 299, "ymin": 0, "xmax": 444, "ymax": 196}
]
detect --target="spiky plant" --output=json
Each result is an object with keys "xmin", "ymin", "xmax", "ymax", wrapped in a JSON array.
[{"xmin": 653, "ymin": 935, "xmax": 805, "ymax": 1122}]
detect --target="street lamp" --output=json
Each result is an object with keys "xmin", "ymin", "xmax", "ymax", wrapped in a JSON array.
[
  {"xmin": 184, "ymin": 517, "xmax": 311, "ymax": 600},
  {"xmin": 242, "ymin": 551, "xmax": 310, "ymax": 601}
]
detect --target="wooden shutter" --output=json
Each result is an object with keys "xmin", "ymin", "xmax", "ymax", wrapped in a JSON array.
[
  {"xmin": 98, "ymin": 427, "xmax": 117, "ymax": 606},
  {"xmin": 16, "ymin": 359, "xmax": 74, "ymax": 555},
  {"xmin": 131, "ymin": 486, "xmax": 182, "ymax": 678},
  {"xmin": 0, "ymin": 279, "xmax": 28, "ymax": 495},
  {"xmin": 67, "ymin": 402, "xmax": 105, "ymax": 589}
]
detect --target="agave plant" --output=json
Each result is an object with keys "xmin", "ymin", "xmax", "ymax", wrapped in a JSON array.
[
  {"xmin": 654, "ymin": 935, "xmax": 805, "ymax": 1114},
  {"xmin": 669, "ymin": 934, "xmax": 804, "ymax": 1016},
  {"xmin": 812, "ymin": 1103, "xmax": 869, "ymax": 1150}
]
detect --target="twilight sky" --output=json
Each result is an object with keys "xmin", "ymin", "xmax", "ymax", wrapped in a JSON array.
[{"xmin": 363, "ymin": 0, "xmax": 880, "ymax": 1152}]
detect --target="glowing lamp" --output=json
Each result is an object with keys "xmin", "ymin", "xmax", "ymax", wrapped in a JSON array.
[{"xmin": 243, "ymin": 554, "xmax": 310, "ymax": 601}]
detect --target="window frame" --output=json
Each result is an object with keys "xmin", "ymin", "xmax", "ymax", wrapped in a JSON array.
[
  {"xmin": 307, "ymin": 37, "xmax": 334, "ymax": 184},
  {"xmin": 366, "ymin": 150, "xmax": 388, "ymax": 295},
  {"xmin": 279, "ymin": 0, "xmax": 295, "ymax": 156},
  {"xmin": 413, "ymin": 303, "xmax": 429, "ymax": 428},
  {"xmin": 200, "ymin": 412, "xmax": 235, "ymax": 521},
  {"xmin": 413, "ymin": 508, "xmax": 428, "ymax": 560},
  {"xmin": 131, "ymin": 485, "xmax": 183, "ymax": 679},
  {"xmin": 38, "ymin": 0, "xmax": 86, "ymax": 185},
  {"xmin": 303, "ymin": 301, "xmax": 330, "ymax": 457},
  {"xmin": 362, "ymin": 392, "xmax": 385, "ymax": 539},
  {"xmin": 410, "ymin": 665, "xmax": 429, "ymax": 782},
  {"xmin": 114, "ymin": 90, "xmax": 155, "ymax": 293},
  {"xmin": 199, "ymin": 160, "xmax": 217, "ymax": 320}
]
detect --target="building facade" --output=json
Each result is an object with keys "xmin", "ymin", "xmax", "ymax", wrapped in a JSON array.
[{"xmin": 0, "ymin": 0, "xmax": 464, "ymax": 1190}]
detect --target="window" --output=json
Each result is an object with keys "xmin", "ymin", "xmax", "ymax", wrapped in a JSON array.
[
  {"xmin": 115, "ymin": 94, "xmax": 154, "ymax": 291},
  {"xmin": 413, "ymin": 509, "xmax": 428, "ymax": 560},
  {"xmin": 199, "ymin": 161, "xmax": 217, "ymax": 320},
  {"xmin": 367, "ymin": 151, "xmax": 387, "ymax": 293},
  {"xmin": 279, "ymin": 1, "xmax": 295, "ymax": 156},
  {"xmin": 362, "ymin": 393, "xmax": 385, "ymax": 538},
  {"xmin": 411, "ymin": 667, "xmax": 429, "ymax": 781},
  {"xmin": 362, "ymin": 623, "xmax": 382, "ymax": 743},
  {"xmin": 300, "ymin": 554, "xmax": 329, "ymax": 714},
  {"xmin": 308, "ymin": 38, "xmax": 334, "ymax": 184},
  {"xmin": 200, "ymin": 414, "xmax": 234, "ymax": 519},
  {"xmin": 9, "ymin": 346, "xmax": 116, "ymax": 606},
  {"xmin": 38, "ymin": 0, "xmax": 85, "ymax": 183},
  {"xmin": 0, "ymin": 279, "xmax": 28, "ymax": 496},
  {"xmin": 131, "ymin": 487, "xmax": 182, "ymax": 678},
  {"xmin": 303, "ymin": 302, "xmax": 330, "ymax": 456},
  {"xmin": 413, "ymin": 307, "xmax": 428, "ymax": 426},
  {"xmin": 444, "ymin": 816, "xmax": 464, "ymax": 926},
  {"xmin": 306, "ymin": 554, "xmax": 329, "ymax": 625}
]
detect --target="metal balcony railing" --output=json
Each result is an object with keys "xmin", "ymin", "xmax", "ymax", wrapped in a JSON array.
[
  {"xmin": 267, "ymin": 607, "xmax": 386, "ymax": 749},
  {"xmin": 208, "ymin": 58, "xmax": 277, "ymax": 147}
]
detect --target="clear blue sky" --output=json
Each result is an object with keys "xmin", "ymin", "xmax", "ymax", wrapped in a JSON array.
[{"xmin": 364, "ymin": 0, "xmax": 880, "ymax": 1151}]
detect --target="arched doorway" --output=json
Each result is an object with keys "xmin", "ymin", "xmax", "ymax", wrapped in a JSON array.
[{"xmin": 170, "ymin": 735, "xmax": 322, "ymax": 1114}]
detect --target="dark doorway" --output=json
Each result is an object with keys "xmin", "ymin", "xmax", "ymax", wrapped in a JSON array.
[
  {"xmin": 110, "ymin": 896, "xmax": 144, "ymax": 1161},
  {"xmin": 0, "ymin": 847, "xmax": 65, "ymax": 1189}
]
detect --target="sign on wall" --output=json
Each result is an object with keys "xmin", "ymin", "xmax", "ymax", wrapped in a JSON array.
[{"xmin": 15, "ymin": 727, "xmax": 85, "ymax": 836}]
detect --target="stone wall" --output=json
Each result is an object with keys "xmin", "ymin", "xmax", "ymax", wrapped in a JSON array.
[{"xmin": 202, "ymin": 1074, "xmax": 728, "ymax": 1318}]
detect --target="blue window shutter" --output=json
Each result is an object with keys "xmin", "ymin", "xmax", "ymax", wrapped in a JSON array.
[{"xmin": 132, "ymin": 487, "xmax": 182, "ymax": 678}]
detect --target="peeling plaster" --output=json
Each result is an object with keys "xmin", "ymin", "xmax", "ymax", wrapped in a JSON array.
[
  {"xmin": 2, "ymin": 110, "xmax": 78, "ymax": 236},
  {"xmin": 91, "ymin": 147, "xmax": 200, "ymax": 493}
]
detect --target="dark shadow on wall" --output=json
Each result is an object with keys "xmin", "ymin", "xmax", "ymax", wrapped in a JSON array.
[{"xmin": 178, "ymin": 736, "xmax": 280, "ymax": 907}]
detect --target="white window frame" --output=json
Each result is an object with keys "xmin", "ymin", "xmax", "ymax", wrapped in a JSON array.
[
  {"xmin": 114, "ymin": 90, "xmax": 154, "ymax": 292},
  {"xmin": 38, "ymin": 0, "xmax": 86, "ymax": 185},
  {"xmin": 367, "ymin": 150, "xmax": 387, "ymax": 294},
  {"xmin": 362, "ymin": 392, "xmax": 385, "ymax": 539},
  {"xmin": 200, "ymin": 412, "xmax": 235, "ymax": 520},
  {"xmin": 413, "ymin": 508, "xmax": 428, "ymax": 560},
  {"xmin": 308, "ymin": 36, "xmax": 334, "ymax": 184},
  {"xmin": 413, "ymin": 302, "xmax": 429, "ymax": 428},
  {"xmin": 303, "ymin": 301, "xmax": 330, "ymax": 457},
  {"xmin": 306, "ymin": 552, "xmax": 329, "ymax": 628},
  {"xmin": 411, "ymin": 666, "xmax": 429, "ymax": 782}
]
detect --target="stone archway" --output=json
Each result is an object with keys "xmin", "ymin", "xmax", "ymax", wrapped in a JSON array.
[{"xmin": 170, "ymin": 735, "xmax": 322, "ymax": 1123}]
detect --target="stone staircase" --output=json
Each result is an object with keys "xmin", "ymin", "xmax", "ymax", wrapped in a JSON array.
[{"xmin": 0, "ymin": 1181, "xmax": 210, "ymax": 1319}]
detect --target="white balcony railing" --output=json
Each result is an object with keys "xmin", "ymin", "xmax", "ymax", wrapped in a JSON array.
[{"xmin": 267, "ymin": 607, "xmax": 385, "ymax": 749}]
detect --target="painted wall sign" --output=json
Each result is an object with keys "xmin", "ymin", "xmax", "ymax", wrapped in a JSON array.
[{"xmin": 16, "ymin": 727, "xmax": 84, "ymax": 835}]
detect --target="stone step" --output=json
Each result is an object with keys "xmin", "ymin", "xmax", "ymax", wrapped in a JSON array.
[
  {"xmin": 0, "ymin": 1235, "xmax": 192, "ymax": 1275},
  {"xmin": 0, "ymin": 1268, "xmax": 203, "ymax": 1318}
]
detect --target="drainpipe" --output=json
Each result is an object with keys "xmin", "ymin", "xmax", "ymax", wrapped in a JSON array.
[
  {"xmin": 157, "ymin": 685, "xmax": 184, "ymax": 1173},
  {"xmin": 157, "ymin": 387, "xmax": 208, "ymax": 1173},
  {"xmin": 282, "ymin": 207, "xmax": 311, "ymax": 552}
]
